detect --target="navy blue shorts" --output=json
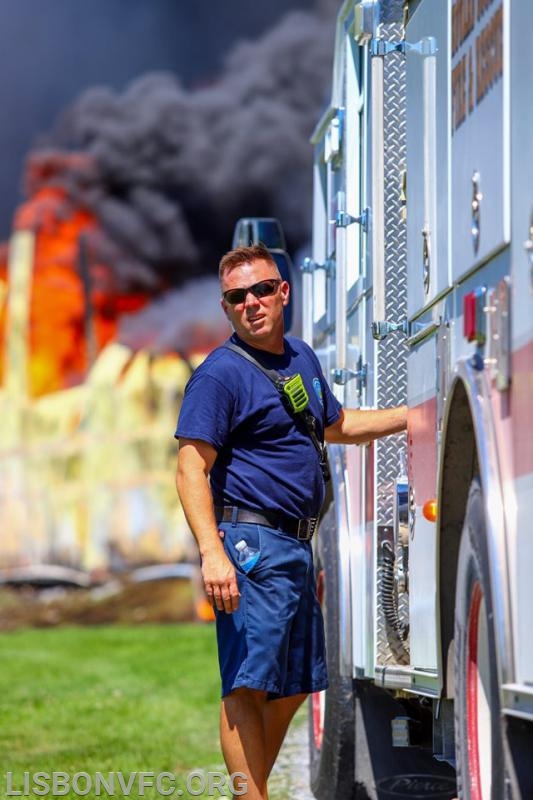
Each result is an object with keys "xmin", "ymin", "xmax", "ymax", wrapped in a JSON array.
[{"xmin": 215, "ymin": 521, "xmax": 328, "ymax": 700}]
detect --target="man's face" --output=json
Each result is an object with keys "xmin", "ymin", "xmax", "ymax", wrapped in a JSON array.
[{"xmin": 220, "ymin": 258, "xmax": 290, "ymax": 351}]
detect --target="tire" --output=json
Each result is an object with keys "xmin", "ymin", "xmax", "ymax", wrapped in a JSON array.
[
  {"xmin": 454, "ymin": 478, "xmax": 510, "ymax": 800},
  {"xmin": 308, "ymin": 503, "xmax": 355, "ymax": 800}
]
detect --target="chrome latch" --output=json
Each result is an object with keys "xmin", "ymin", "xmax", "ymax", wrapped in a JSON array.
[
  {"xmin": 471, "ymin": 171, "xmax": 482, "ymax": 255},
  {"xmin": 371, "ymin": 318, "xmax": 409, "ymax": 341},
  {"xmin": 422, "ymin": 226, "xmax": 431, "ymax": 293}
]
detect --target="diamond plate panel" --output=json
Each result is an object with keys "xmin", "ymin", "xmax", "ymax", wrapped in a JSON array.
[
  {"xmin": 376, "ymin": 24, "xmax": 407, "ymax": 525},
  {"xmin": 380, "ymin": 0, "xmax": 406, "ymax": 24},
  {"xmin": 374, "ymin": 22, "xmax": 410, "ymax": 667}
]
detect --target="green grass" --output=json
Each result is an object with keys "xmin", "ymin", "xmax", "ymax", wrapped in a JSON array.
[{"xmin": 0, "ymin": 624, "xmax": 227, "ymax": 799}]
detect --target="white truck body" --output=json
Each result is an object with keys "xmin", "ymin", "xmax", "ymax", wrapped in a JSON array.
[{"xmin": 304, "ymin": 0, "xmax": 533, "ymax": 796}]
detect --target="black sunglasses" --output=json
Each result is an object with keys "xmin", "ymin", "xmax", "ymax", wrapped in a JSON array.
[{"xmin": 222, "ymin": 279, "xmax": 281, "ymax": 306}]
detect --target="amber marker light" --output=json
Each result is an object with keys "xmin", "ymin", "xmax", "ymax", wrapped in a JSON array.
[{"xmin": 422, "ymin": 499, "xmax": 438, "ymax": 522}]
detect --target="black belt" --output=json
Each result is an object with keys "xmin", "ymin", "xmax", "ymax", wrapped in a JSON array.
[{"xmin": 215, "ymin": 506, "xmax": 318, "ymax": 542}]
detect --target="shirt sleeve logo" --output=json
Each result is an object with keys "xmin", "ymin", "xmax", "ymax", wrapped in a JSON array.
[{"xmin": 312, "ymin": 377, "xmax": 324, "ymax": 406}]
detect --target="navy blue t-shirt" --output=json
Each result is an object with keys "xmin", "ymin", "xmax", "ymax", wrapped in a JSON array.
[{"xmin": 175, "ymin": 333, "xmax": 342, "ymax": 519}]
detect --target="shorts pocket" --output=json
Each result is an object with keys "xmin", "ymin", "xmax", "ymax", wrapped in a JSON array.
[{"xmin": 222, "ymin": 523, "xmax": 263, "ymax": 576}]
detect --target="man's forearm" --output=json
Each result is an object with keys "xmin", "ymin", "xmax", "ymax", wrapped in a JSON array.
[
  {"xmin": 176, "ymin": 443, "xmax": 240, "ymax": 614},
  {"xmin": 176, "ymin": 464, "xmax": 224, "ymax": 559},
  {"xmin": 325, "ymin": 405, "xmax": 408, "ymax": 445}
]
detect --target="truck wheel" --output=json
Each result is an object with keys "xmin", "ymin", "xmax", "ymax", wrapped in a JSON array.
[
  {"xmin": 454, "ymin": 478, "xmax": 509, "ymax": 799},
  {"xmin": 309, "ymin": 504, "xmax": 355, "ymax": 800}
]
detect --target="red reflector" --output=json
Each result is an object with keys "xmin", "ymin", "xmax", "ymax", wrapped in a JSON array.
[{"xmin": 464, "ymin": 292, "xmax": 477, "ymax": 341}]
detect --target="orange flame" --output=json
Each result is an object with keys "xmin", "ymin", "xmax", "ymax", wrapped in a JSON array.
[
  {"xmin": 1, "ymin": 154, "xmax": 149, "ymax": 396},
  {"xmin": 0, "ymin": 151, "xmax": 226, "ymax": 396}
]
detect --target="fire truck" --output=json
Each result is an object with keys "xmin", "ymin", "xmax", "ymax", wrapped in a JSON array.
[{"xmin": 302, "ymin": 0, "xmax": 533, "ymax": 797}]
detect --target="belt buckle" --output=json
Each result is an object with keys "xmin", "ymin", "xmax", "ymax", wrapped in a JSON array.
[{"xmin": 297, "ymin": 517, "xmax": 318, "ymax": 541}]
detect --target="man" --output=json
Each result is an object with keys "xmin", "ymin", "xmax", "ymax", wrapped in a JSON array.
[{"xmin": 175, "ymin": 244, "xmax": 407, "ymax": 799}]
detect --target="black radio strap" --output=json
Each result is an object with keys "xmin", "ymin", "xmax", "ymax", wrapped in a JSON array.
[{"xmin": 223, "ymin": 342, "xmax": 330, "ymax": 482}]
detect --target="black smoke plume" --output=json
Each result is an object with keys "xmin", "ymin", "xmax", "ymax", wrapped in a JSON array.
[{"xmin": 30, "ymin": 7, "xmax": 336, "ymax": 294}]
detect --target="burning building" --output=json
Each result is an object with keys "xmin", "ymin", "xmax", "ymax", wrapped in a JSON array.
[
  {"xmin": 0, "ymin": 152, "xmax": 153, "ymax": 397},
  {"xmin": 0, "ymin": 150, "xmax": 227, "ymax": 581},
  {"xmin": 0, "ymin": 4, "xmax": 335, "ymax": 583}
]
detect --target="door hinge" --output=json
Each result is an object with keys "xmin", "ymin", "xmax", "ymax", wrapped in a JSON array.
[
  {"xmin": 370, "ymin": 36, "xmax": 437, "ymax": 58},
  {"xmin": 335, "ymin": 207, "xmax": 369, "ymax": 233},
  {"xmin": 332, "ymin": 357, "xmax": 368, "ymax": 395},
  {"xmin": 300, "ymin": 256, "xmax": 335, "ymax": 276}
]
